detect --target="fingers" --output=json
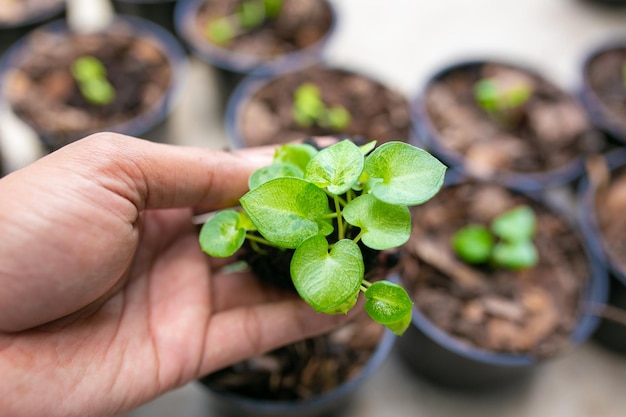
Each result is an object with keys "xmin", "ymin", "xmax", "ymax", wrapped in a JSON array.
[
  {"xmin": 199, "ymin": 298, "xmax": 355, "ymax": 376},
  {"xmin": 52, "ymin": 132, "xmax": 276, "ymax": 213}
]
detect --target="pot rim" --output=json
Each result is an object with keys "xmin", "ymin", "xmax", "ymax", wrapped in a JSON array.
[{"xmin": 0, "ymin": 0, "xmax": 65, "ymax": 30}]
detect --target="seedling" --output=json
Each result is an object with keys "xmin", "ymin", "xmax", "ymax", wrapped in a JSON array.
[
  {"xmin": 292, "ymin": 82, "xmax": 352, "ymax": 131},
  {"xmin": 199, "ymin": 139, "xmax": 447, "ymax": 335},
  {"xmin": 474, "ymin": 76, "xmax": 532, "ymax": 128},
  {"xmin": 71, "ymin": 55, "xmax": 116, "ymax": 106},
  {"xmin": 206, "ymin": 0, "xmax": 283, "ymax": 45},
  {"xmin": 451, "ymin": 205, "xmax": 539, "ymax": 270}
]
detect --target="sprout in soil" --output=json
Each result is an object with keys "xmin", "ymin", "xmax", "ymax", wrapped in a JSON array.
[
  {"xmin": 199, "ymin": 139, "xmax": 446, "ymax": 335},
  {"xmin": 451, "ymin": 204, "xmax": 539, "ymax": 270},
  {"xmin": 206, "ymin": 0, "xmax": 283, "ymax": 45},
  {"xmin": 292, "ymin": 82, "xmax": 352, "ymax": 132},
  {"xmin": 474, "ymin": 76, "xmax": 532, "ymax": 128},
  {"xmin": 71, "ymin": 55, "xmax": 116, "ymax": 106}
]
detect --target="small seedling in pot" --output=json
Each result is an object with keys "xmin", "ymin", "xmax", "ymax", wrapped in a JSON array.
[
  {"xmin": 451, "ymin": 204, "xmax": 539, "ymax": 270},
  {"xmin": 206, "ymin": 0, "xmax": 283, "ymax": 45},
  {"xmin": 292, "ymin": 82, "xmax": 352, "ymax": 132},
  {"xmin": 199, "ymin": 139, "xmax": 447, "ymax": 335},
  {"xmin": 474, "ymin": 76, "xmax": 532, "ymax": 128},
  {"xmin": 71, "ymin": 55, "xmax": 116, "ymax": 106}
]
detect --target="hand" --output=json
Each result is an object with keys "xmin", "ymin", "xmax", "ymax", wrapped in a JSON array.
[{"xmin": 0, "ymin": 133, "xmax": 349, "ymax": 417}]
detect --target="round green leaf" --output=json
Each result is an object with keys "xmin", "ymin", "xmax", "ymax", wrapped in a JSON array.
[
  {"xmin": 365, "ymin": 141, "xmax": 446, "ymax": 205},
  {"xmin": 492, "ymin": 240, "xmax": 538, "ymax": 270},
  {"xmin": 199, "ymin": 210, "xmax": 246, "ymax": 257},
  {"xmin": 248, "ymin": 163, "xmax": 303, "ymax": 190},
  {"xmin": 343, "ymin": 194, "xmax": 411, "ymax": 250},
  {"xmin": 451, "ymin": 224, "xmax": 494, "ymax": 264},
  {"xmin": 364, "ymin": 281, "xmax": 414, "ymax": 335},
  {"xmin": 273, "ymin": 143, "xmax": 318, "ymax": 172},
  {"xmin": 305, "ymin": 139, "xmax": 364, "ymax": 195},
  {"xmin": 240, "ymin": 177, "xmax": 333, "ymax": 248},
  {"xmin": 291, "ymin": 236, "xmax": 364, "ymax": 314},
  {"xmin": 491, "ymin": 205, "xmax": 536, "ymax": 242}
]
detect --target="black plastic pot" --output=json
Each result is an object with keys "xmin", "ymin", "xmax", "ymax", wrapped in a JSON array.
[
  {"xmin": 395, "ymin": 179, "xmax": 609, "ymax": 390},
  {"xmin": 578, "ymin": 147, "xmax": 626, "ymax": 353},
  {"xmin": 198, "ymin": 327, "xmax": 396, "ymax": 417},
  {"xmin": 0, "ymin": 14, "xmax": 188, "ymax": 151},
  {"xmin": 111, "ymin": 0, "xmax": 178, "ymax": 34},
  {"xmin": 578, "ymin": 40, "xmax": 626, "ymax": 145},
  {"xmin": 0, "ymin": 0, "xmax": 66, "ymax": 55},
  {"xmin": 411, "ymin": 59, "xmax": 601, "ymax": 194},
  {"xmin": 173, "ymin": 0, "xmax": 337, "ymax": 111}
]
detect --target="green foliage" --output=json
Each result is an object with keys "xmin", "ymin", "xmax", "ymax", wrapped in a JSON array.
[
  {"xmin": 292, "ymin": 83, "xmax": 352, "ymax": 132},
  {"xmin": 206, "ymin": 0, "xmax": 283, "ymax": 45},
  {"xmin": 198, "ymin": 139, "xmax": 447, "ymax": 335},
  {"xmin": 474, "ymin": 77, "xmax": 532, "ymax": 127},
  {"xmin": 451, "ymin": 205, "xmax": 539, "ymax": 270},
  {"xmin": 71, "ymin": 55, "xmax": 115, "ymax": 106}
]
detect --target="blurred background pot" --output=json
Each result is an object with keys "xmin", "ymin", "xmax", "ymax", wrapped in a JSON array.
[
  {"xmin": 395, "ymin": 177, "xmax": 608, "ymax": 389},
  {"xmin": 411, "ymin": 59, "xmax": 605, "ymax": 193},
  {"xmin": 0, "ymin": 14, "xmax": 188, "ymax": 152}
]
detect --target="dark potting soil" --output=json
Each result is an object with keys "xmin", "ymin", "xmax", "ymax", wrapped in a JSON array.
[
  {"xmin": 584, "ymin": 46, "xmax": 626, "ymax": 137},
  {"xmin": 5, "ymin": 22, "xmax": 172, "ymax": 149},
  {"xmin": 400, "ymin": 182, "xmax": 589, "ymax": 356},
  {"xmin": 423, "ymin": 62, "xmax": 603, "ymax": 178},
  {"xmin": 0, "ymin": 0, "xmax": 63, "ymax": 25},
  {"xmin": 195, "ymin": 0, "xmax": 333, "ymax": 59},
  {"xmin": 238, "ymin": 66, "xmax": 412, "ymax": 147},
  {"xmin": 595, "ymin": 162, "xmax": 626, "ymax": 274},
  {"xmin": 202, "ymin": 309, "xmax": 384, "ymax": 401}
]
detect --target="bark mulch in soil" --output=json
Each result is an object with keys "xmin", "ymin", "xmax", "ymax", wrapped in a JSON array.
[
  {"xmin": 195, "ymin": 0, "xmax": 333, "ymax": 60},
  {"xmin": 4, "ymin": 21, "xmax": 173, "ymax": 149},
  {"xmin": 238, "ymin": 66, "xmax": 411, "ymax": 147},
  {"xmin": 422, "ymin": 62, "xmax": 603, "ymax": 179},
  {"xmin": 400, "ymin": 181, "xmax": 589, "ymax": 357}
]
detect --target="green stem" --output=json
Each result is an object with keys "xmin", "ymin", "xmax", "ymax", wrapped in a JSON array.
[
  {"xmin": 353, "ymin": 229, "xmax": 364, "ymax": 245},
  {"xmin": 360, "ymin": 280, "xmax": 372, "ymax": 293},
  {"xmin": 334, "ymin": 194, "xmax": 344, "ymax": 240},
  {"xmin": 322, "ymin": 213, "xmax": 339, "ymax": 219},
  {"xmin": 245, "ymin": 233, "xmax": 276, "ymax": 247},
  {"xmin": 324, "ymin": 189, "xmax": 347, "ymax": 208}
]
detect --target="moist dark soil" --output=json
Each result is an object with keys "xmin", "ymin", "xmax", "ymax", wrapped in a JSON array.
[
  {"xmin": 238, "ymin": 66, "xmax": 411, "ymax": 147},
  {"xmin": 201, "ymin": 309, "xmax": 384, "ymax": 401},
  {"xmin": 422, "ymin": 62, "xmax": 603, "ymax": 180},
  {"xmin": 584, "ymin": 46, "xmax": 626, "ymax": 140},
  {"xmin": 195, "ymin": 0, "xmax": 333, "ymax": 59},
  {"xmin": 5, "ymin": 20, "xmax": 172, "ymax": 150},
  {"xmin": 400, "ymin": 181, "xmax": 589, "ymax": 356},
  {"xmin": 0, "ymin": 0, "xmax": 63, "ymax": 26}
]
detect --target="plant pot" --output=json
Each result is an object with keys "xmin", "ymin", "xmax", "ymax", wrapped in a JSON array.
[
  {"xmin": 0, "ymin": 0, "xmax": 66, "ymax": 55},
  {"xmin": 0, "ymin": 14, "xmax": 188, "ymax": 151},
  {"xmin": 225, "ymin": 65, "xmax": 412, "ymax": 149},
  {"xmin": 173, "ymin": 0, "xmax": 337, "ymax": 111},
  {"xmin": 578, "ymin": 40, "xmax": 626, "ymax": 145},
  {"xmin": 578, "ymin": 147, "xmax": 626, "ymax": 353},
  {"xmin": 111, "ymin": 0, "xmax": 179, "ymax": 34},
  {"xmin": 395, "ymin": 178, "xmax": 608, "ymax": 389},
  {"xmin": 411, "ymin": 59, "xmax": 605, "ymax": 193},
  {"xmin": 198, "ymin": 311, "xmax": 396, "ymax": 417}
]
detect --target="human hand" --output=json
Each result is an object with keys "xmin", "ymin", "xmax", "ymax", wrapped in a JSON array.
[{"xmin": 0, "ymin": 133, "xmax": 349, "ymax": 417}]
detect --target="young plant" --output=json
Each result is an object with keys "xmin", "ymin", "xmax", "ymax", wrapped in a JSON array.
[
  {"xmin": 451, "ymin": 205, "xmax": 539, "ymax": 270},
  {"xmin": 71, "ymin": 55, "xmax": 116, "ymax": 106},
  {"xmin": 206, "ymin": 0, "xmax": 283, "ymax": 45},
  {"xmin": 292, "ymin": 82, "xmax": 352, "ymax": 132},
  {"xmin": 474, "ymin": 76, "xmax": 532, "ymax": 128},
  {"xmin": 199, "ymin": 139, "xmax": 447, "ymax": 335}
]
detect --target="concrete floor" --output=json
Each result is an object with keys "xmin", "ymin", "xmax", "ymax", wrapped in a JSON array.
[{"xmin": 2, "ymin": 0, "xmax": 626, "ymax": 416}]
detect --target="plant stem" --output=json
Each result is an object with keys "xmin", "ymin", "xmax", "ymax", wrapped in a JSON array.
[
  {"xmin": 360, "ymin": 280, "xmax": 372, "ymax": 293},
  {"xmin": 353, "ymin": 229, "xmax": 364, "ymax": 245},
  {"xmin": 334, "ymin": 194, "xmax": 344, "ymax": 240},
  {"xmin": 245, "ymin": 233, "xmax": 276, "ymax": 247}
]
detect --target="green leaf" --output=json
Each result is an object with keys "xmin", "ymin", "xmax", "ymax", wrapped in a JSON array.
[
  {"xmin": 291, "ymin": 236, "xmax": 363, "ymax": 314},
  {"xmin": 365, "ymin": 141, "xmax": 446, "ymax": 206},
  {"xmin": 491, "ymin": 205, "xmax": 536, "ymax": 242},
  {"xmin": 238, "ymin": 0, "xmax": 265, "ymax": 28},
  {"xmin": 199, "ymin": 210, "xmax": 246, "ymax": 257},
  {"xmin": 359, "ymin": 140, "xmax": 377, "ymax": 156},
  {"xmin": 305, "ymin": 139, "xmax": 364, "ymax": 195},
  {"xmin": 264, "ymin": 0, "xmax": 283, "ymax": 18},
  {"xmin": 451, "ymin": 224, "xmax": 494, "ymax": 264},
  {"xmin": 240, "ymin": 177, "xmax": 333, "ymax": 248},
  {"xmin": 324, "ymin": 106, "xmax": 351, "ymax": 131},
  {"xmin": 364, "ymin": 281, "xmax": 414, "ymax": 335},
  {"xmin": 248, "ymin": 163, "xmax": 302, "ymax": 190},
  {"xmin": 343, "ymin": 194, "xmax": 411, "ymax": 250},
  {"xmin": 492, "ymin": 240, "xmax": 538, "ymax": 270},
  {"xmin": 206, "ymin": 17, "xmax": 237, "ymax": 45},
  {"xmin": 273, "ymin": 143, "xmax": 318, "ymax": 172}
]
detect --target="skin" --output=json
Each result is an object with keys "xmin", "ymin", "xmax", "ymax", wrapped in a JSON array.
[{"xmin": 0, "ymin": 132, "xmax": 350, "ymax": 417}]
